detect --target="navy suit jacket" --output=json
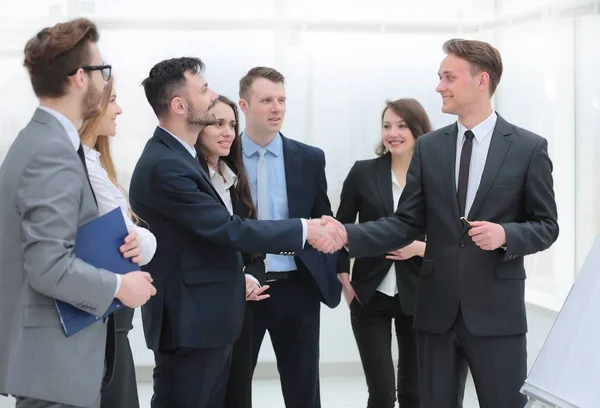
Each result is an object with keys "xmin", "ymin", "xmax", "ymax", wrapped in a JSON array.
[
  {"xmin": 279, "ymin": 135, "xmax": 341, "ymax": 308},
  {"xmin": 345, "ymin": 115, "xmax": 559, "ymax": 336},
  {"xmin": 129, "ymin": 127, "xmax": 303, "ymax": 352}
]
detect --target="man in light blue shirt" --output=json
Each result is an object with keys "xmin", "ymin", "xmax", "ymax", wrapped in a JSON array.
[{"xmin": 238, "ymin": 67, "xmax": 340, "ymax": 408}]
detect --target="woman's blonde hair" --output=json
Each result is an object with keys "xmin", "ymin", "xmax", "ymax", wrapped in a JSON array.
[{"xmin": 79, "ymin": 77, "xmax": 141, "ymax": 224}]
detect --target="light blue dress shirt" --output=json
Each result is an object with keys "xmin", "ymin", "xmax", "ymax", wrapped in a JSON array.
[{"xmin": 242, "ymin": 132, "xmax": 297, "ymax": 272}]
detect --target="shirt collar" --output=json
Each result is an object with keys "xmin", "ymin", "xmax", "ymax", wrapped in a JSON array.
[
  {"xmin": 38, "ymin": 105, "xmax": 80, "ymax": 150},
  {"xmin": 391, "ymin": 168, "xmax": 402, "ymax": 189},
  {"xmin": 159, "ymin": 125, "xmax": 197, "ymax": 157},
  {"xmin": 82, "ymin": 144, "xmax": 101, "ymax": 163},
  {"xmin": 457, "ymin": 111, "xmax": 498, "ymax": 144},
  {"xmin": 241, "ymin": 131, "xmax": 283, "ymax": 158},
  {"xmin": 208, "ymin": 161, "xmax": 237, "ymax": 188}
]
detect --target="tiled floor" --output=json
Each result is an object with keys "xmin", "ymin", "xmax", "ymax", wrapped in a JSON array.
[{"xmin": 0, "ymin": 375, "xmax": 480, "ymax": 407}]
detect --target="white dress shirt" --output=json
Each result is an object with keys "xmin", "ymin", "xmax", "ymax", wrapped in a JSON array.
[
  {"xmin": 455, "ymin": 111, "xmax": 498, "ymax": 217},
  {"xmin": 377, "ymin": 170, "xmax": 403, "ymax": 297},
  {"xmin": 208, "ymin": 161, "xmax": 259, "ymax": 286},
  {"xmin": 37, "ymin": 105, "xmax": 124, "ymax": 295},
  {"xmin": 83, "ymin": 145, "xmax": 157, "ymax": 266}
]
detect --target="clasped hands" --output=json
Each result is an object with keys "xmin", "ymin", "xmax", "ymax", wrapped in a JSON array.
[{"xmin": 306, "ymin": 216, "xmax": 347, "ymax": 253}]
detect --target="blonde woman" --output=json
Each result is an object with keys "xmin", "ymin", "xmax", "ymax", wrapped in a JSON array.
[{"xmin": 80, "ymin": 77, "xmax": 156, "ymax": 408}]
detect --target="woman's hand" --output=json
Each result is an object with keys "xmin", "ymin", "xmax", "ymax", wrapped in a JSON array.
[
  {"xmin": 246, "ymin": 278, "xmax": 270, "ymax": 301},
  {"xmin": 386, "ymin": 241, "xmax": 425, "ymax": 261}
]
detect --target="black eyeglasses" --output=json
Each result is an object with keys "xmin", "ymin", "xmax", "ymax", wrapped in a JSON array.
[{"xmin": 67, "ymin": 65, "xmax": 112, "ymax": 81}]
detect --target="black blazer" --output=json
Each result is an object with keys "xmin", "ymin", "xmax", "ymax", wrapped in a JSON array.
[
  {"xmin": 345, "ymin": 114, "xmax": 559, "ymax": 337},
  {"xmin": 336, "ymin": 154, "xmax": 422, "ymax": 315},
  {"xmin": 272, "ymin": 134, "xmax": 341, "ymax": 308},
  {"xmin": 129, "ymin": 127, "xmax": 303, "ymax": 352}
]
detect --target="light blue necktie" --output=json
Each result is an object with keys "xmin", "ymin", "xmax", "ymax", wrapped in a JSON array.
[{"xmin": 257, "ymin": 148, "xmax": 270, "ymax": 270}]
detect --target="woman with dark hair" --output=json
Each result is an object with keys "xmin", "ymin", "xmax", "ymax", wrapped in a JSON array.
[
  {"xmin": 195, "ymin": 95, "xmax": 269, "ymax": 408},
  {"xmin": 336, "ymin": 98, "xmax": 433, "ymax": 408},
  {"xmin": 79, "ymin": 76, "xmax": 157, "ymax": 408}
]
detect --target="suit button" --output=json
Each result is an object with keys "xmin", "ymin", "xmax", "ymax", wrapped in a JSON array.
[
  {"xmin": 509, "ymin": 254, "xmax": 516, "ymax": 259},
  {"xmin": 459, "ymin": 240, "xmax": 466, "ymax": 248}
]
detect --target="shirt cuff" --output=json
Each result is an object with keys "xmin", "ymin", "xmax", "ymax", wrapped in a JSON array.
[
  {"xmin": 245, "ymin": 274, "xmax": 260, "ymax": 287},
  {"xmin": 300, "ymin": 219, "xmax": 307, "ymax": 249},
  {"xmin": 114, "ymin": 274, "xmax": 122, "ymax": 297}
]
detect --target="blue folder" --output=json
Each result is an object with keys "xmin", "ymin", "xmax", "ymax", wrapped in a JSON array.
[{"xmin": 55, "ymin": 207, "xmax": 139, "ymax": 337}]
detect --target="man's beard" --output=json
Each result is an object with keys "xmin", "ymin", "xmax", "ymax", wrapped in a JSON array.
[
  {"xmin": 81, "ymin": 82, "xmax": 103, "ymax": 120},
  {"xmin": 186, "ymin": 99, "xmax": 217, "ymax": 128}
]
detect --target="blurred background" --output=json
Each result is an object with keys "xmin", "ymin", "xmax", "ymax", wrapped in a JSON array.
[{"xmin": 1, "ymin": 0, "xmax": 599, "ymax": 406}]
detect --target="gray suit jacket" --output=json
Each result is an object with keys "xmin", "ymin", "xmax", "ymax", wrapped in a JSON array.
[{"xmin": 0, "ymin": 108, "xmax": 119, "ymax": 406}]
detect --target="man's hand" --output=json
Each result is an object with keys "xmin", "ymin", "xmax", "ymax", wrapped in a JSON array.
[
  {"xmin": 468, "ymin": 221, "xmax": 506, "ymax": 251},
  {"xmin": 337, "ymin": 273, "xmax": 357, "ymax": 306},
  {"xmin": 121, "ymin": 229, "xmax": 142, "ymax": 264},
  {"xmin": 246, "ymin": 278, "xmax": 270, "ymax": 302},
  {"xmin": 386, "ymin": 241, "xmax": 426, "ymax": 261},
  {"xmin": 116, "ymin": 271, "xmax": 157, "ymax": 308},
  {"xmin": 306, "ymin": 216, "xmax": 347, "ymax": 253}
]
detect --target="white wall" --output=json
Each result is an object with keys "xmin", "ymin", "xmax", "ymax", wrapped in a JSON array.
[{"xmin": 1, "ymin": 0, "xmax": 600, "ymax": 368}]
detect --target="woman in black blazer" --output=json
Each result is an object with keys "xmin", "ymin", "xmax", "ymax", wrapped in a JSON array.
[
  {"xmin": 336, "ymin": 98, "xmax": 432, "ymax": 408},
  {"xmin": 195, "ymin": 95, "xmax": 268, "ymax": 408}
]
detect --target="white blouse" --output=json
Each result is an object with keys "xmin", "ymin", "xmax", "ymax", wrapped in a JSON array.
[
  {"xmin": 208, "ymin": 161, "xmax": 238, "ymax": 215},
  {"xmin": 377, "ymin": 169, "xmax": 403, "ymax": 297},
  {"xmin": 84, "ymin": 145, "xmax": 157, "ymax": 266}
]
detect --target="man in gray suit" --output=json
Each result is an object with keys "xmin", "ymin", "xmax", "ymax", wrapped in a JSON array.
[{"xmin": 0, "ymin": 18, "xmax": 157, "ymax": 408}]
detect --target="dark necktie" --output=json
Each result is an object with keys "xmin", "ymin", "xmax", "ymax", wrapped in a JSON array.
[
  {"xmin": 457, "ymin": 130, "xmax": 474, "ymax": 217},
  {"xmin": 77, "ymin": 144, "xmax": 97, "ymax": 205}
]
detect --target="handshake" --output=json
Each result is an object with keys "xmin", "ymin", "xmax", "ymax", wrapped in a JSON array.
[{"xmin": 306, "ymin": 216, "xmax": 347, "ymax": 254}]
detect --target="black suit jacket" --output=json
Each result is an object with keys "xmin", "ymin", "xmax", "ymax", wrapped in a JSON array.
[
  {"xmin": 275, "ymin": 135, "xmax": 341, "ymax": 308},
  {"xmin": 197, "ymin": 157, "xmax": 267, "ymax": 286},
  {"xmin": 336, "ymin": 154, "xmax": 422, "ymax": 315},
  {"xmin": 346, "ymin": 114, "xmax": 559, "ymax": 336},
  {"xmin": 129, "ymin": 127, "xmax": 303, "ymax": 352}
]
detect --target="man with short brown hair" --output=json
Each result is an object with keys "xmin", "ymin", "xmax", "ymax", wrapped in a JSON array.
[
  {"xmin": 235, "ymin": 66, "xmax": 340, "ymax": 408},
  {"xmin": 320, "ymin": 38, "xmax": 559, "ymax": 408},
  {"xmin": 0, "ymin": 18, "xmax": 156, "ymax": 408}
]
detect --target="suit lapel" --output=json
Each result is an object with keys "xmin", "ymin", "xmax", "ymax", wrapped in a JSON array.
[
  {"xmin": 32, "ymin": 108, "xmax": 72, "ymax": 138},
  {"xmin": 441, "ymin": 123, "xmax": 461, "ymax": 224},
  {"xmin": 375, "ymin": 155, "xmax": 394, "ymax": 215},
  {"xmin": 467, "ymin": 114, "xmax": 513, "ymax": 220},
  {"xmin": 282, "ymin": 135, "xmax": 302, "ymax": 218},
  {"xmin": 154, "ymin": 127, "xmax": 224, "ymax": 205}
]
